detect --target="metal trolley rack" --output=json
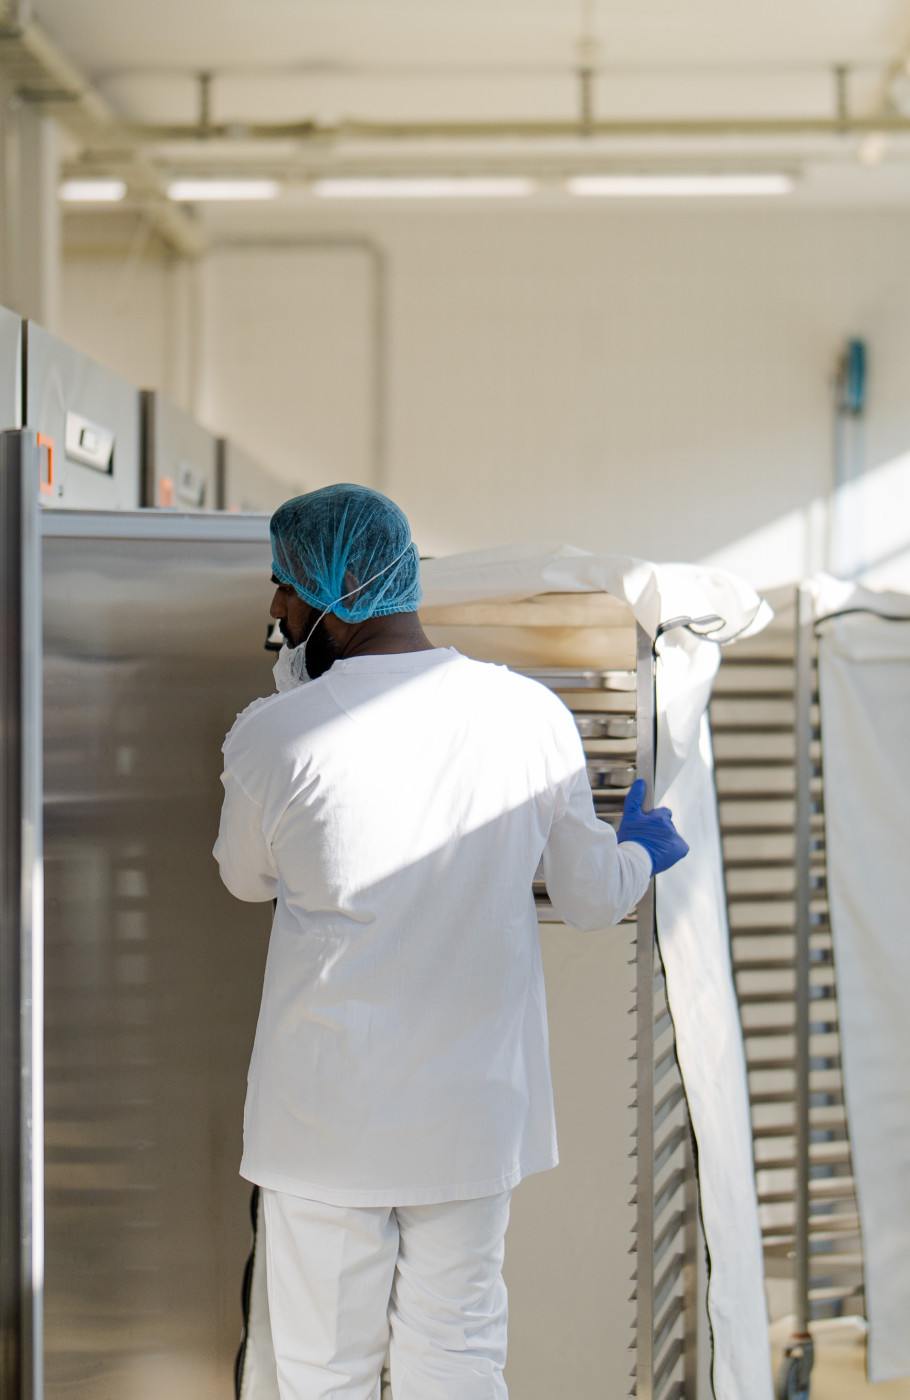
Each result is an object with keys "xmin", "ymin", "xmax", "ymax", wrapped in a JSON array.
[
  {"xmin": 514, "ymin": 629, "xmax": 700, "ymax": 1400},
  {"xmin": 710, "ymin": 585, "xmax": 865, "ymax": 1400}
]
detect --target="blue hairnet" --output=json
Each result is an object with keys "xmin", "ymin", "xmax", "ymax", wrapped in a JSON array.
[{"xmin": 270, "ymin": 484, "xmax": 422, "ymax": 621}]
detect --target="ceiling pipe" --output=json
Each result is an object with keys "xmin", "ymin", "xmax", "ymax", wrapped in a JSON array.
[
  {"xmin": 834, "ymin": 65, "xmax": 849, "ymax": 134},
  {"xmin": 0, "ymin": 17, "xmax": 115, "ymax": 133},
  {"xmin": 576, "ymin": 0, "xmax": 598, "ymax": 138},
  {"xmin": 5, "ymin": 12, "xmax": 909, "ymax": 155},
  {"xmin": 110, "ymin": 113, "xmax": 910, "ymax": 144},
  {"xmin": 0, "ymin": 15, "xmax": 206, "ymax": 255},
  {"xmin": 1, "ymin": 0, "xmax": 31, "ymax": 29},
  {"xmin": 197, "ymin": 70, "xmax": 212, "ymax": 137},
  {"xmin": 577, "ymin": 63, "xmax": 595, "ymax": 137}
]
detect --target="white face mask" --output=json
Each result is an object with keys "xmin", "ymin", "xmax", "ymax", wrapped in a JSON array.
[
  {"xmin": 271, "ymin": 537, "xmax": 415, "ymax": 693},
  {"xmin": 272, "ymin": 641, "xmax": 309, "ymax": 693}
]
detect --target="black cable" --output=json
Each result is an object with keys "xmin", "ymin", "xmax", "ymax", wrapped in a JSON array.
[
  {"xmin": 655, "ymin": 598, "xmax": 769, "ymax": 646},
  {"xmin": 814, "ymin": 605, "xmax": 910, "ymax": 632}
]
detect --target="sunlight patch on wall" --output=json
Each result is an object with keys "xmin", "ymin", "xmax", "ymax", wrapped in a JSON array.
[
  {"xmin": 700, "ymin": 498, "xmax": 828, "ymax": 592},
  {"xmin": 702, "ymin": 448, "xmax": 910, "ymax": 595},
  {"xmin": 834, "ymin": 450, "xmax": 910, "ymax": 592}
]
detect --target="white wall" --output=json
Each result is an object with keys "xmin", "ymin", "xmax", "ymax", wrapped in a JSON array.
[
  {"xmin": 61, "ymin": 250, "xmax": 198, "ymax": 411},
  {"xmin": 62, "ymin": 205, "xmax": 910, "ymax": 588},
  {"xmin": 198, "ymin": 243, "xmax": 375, "ymax": 490}
]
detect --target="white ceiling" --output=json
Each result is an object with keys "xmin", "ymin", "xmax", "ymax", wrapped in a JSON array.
[
  {"xmin": 33, "ymin": 0, "xmax": 910, "ymax": 224},
  {"xmin": 36, "ymin": 0, "xmax": 910, "ymax": 126}
]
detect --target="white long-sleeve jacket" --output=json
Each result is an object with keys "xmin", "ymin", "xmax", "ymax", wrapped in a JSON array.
[{"xmin": 214, "ymin": 647, "xmax": 650, "ymax": 1206}]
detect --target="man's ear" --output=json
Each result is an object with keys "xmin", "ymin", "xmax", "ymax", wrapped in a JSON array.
[
  {"xmin": 342, "ymin": 570, "xmax": 362, "ymax": 605},
  {"xmin": 322, "ymin": 611, "xmax": 354, "ymax": 644}
]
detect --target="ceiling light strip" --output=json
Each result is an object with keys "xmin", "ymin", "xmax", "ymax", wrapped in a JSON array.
[
  {"xmin": 312, "ymin": 178, "xmax": 537, "ymax": 199},
  {"xmin": 59, "ymin": 179, "xmax": 127, "ymax": 202},
  {"xmin": 167, "ymin": 179, "xmax": 280, "ymax": 201},
  {"xmin": 568, "ymin": 174, "xmax": 794, "ymax": 197}
]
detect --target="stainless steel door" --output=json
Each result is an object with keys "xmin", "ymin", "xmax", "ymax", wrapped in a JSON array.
[
  {"xmin": 142, "ymin": 392, "xmax": 219, "ymax": 511},
  {"xmin": 41, "ymin": 511, "xmax": 275, "ymax": 1399},
  {"xmin": 24, "ymin": 324, "xmax": 141, "ymax": 510}
]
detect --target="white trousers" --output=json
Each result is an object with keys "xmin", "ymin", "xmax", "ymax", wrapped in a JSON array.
[{"xmin": 262, "ymin": 1187, "xmax": 511, "ymax": 1400}]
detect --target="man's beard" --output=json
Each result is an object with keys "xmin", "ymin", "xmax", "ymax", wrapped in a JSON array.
[{"xmin": 282, "ymin": 616, "xmax": 341, "ymax": 680}]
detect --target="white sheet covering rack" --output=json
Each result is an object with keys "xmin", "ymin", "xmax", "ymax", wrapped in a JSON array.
[{"xmin": 810, "ymin": 581, "xmax": 910, "ymax": 1383}]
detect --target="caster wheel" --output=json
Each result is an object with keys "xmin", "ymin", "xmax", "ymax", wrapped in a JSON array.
[{"xmin": 774, "ymin": 1339, "xmax": 814, "ymax": 1400}]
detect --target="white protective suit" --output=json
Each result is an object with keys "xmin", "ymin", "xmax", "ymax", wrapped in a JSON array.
[
  {"xmin": 214, "ymin": 645, "xmax": 651, "ymax": 1207},
  {"xmin": 262, "ymin": 1187, "xmax": 512, "ymax": 1400}
]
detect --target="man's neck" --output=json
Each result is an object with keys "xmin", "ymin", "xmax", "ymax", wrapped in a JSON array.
[{"xmin": 333, "ymin": 613, "xmax": 437, "ymax": 660}]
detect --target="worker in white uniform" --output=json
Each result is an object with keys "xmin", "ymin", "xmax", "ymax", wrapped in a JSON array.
[{"xmin": 214, "ymin": 484, "xmax": 689, "ymax": 1400}]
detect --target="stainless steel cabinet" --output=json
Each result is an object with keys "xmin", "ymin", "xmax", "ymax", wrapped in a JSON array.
[
  {"xmin": 41, "ymin": 511, "xmax": 275, "ymax": 1399},
  {"xmin": 217, "ymin": 439, "xmax": 289, "ymax": 514},
  {"xmin": 141, "ymin": 392, "xmax": 219, "ymax": 511},
  {"xmin": 24, "ymin": 323, "xmax": 141, "ymax": 510}
]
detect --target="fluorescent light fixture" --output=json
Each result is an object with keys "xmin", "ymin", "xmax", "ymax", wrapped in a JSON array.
[
  {"xmin": 312, "ymin": 177, "xmax": 536, "ymax": 200},
  {"xmin": 568, "ymin": 173, "xmax": 794, "ymax": 198},
  {"xmin": 59, "ymin": 179, "xmax": 126, "ymax": 202},
  {"xmin": 167, "ymin": 179, "xmax": 280, "ymax": 201}
]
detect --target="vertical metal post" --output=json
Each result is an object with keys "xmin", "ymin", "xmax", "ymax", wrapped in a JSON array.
[
  {"xmin": 793, "ymin": 584, "xmax": 814, "ymax": 1338},
  {"xmin": 635, "ymin": 623, "xmax": 656, "ymax": 1400},
  {"xmin": 0, "ymin": 428, "xmax": 44, "ymax": 1400}
]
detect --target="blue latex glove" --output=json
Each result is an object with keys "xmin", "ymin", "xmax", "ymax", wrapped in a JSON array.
[{"xmin": 618, "ymin": 779, "xmax": 689, "ymax": 876}]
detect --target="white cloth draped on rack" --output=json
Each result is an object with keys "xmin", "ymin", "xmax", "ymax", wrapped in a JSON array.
[{"xmin": 813, "ymin": 577, "xmax": 910, "ymax": 1383}]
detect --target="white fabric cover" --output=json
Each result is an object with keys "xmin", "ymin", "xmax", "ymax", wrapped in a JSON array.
[
  {"xmin": 422, "ymin": 544, "xmax": 774, "ymax": 1400},
  {"xmin": 815, "ymin": 590, "xmax": 910, "ymax": 1382},
  {"xmin": 654, "ymin": 638, "xmax": 769, "ymax": 1400},
  {"xmin": 420, "ymin": 542, "xmax": 770, "ymax": 648}
]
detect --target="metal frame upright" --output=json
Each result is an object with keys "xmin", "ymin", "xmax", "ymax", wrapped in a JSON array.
[
  {"xmin": 633, "ymin": 623, "xmax": 702, "ymax": 1400},
  {"xmin": 778, "ymin": 584, "xmax": 816, "ymax": 1396},
  {"xmin": 635, "ymin": 624, "xmax": 658, "ymax": 1398}
]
